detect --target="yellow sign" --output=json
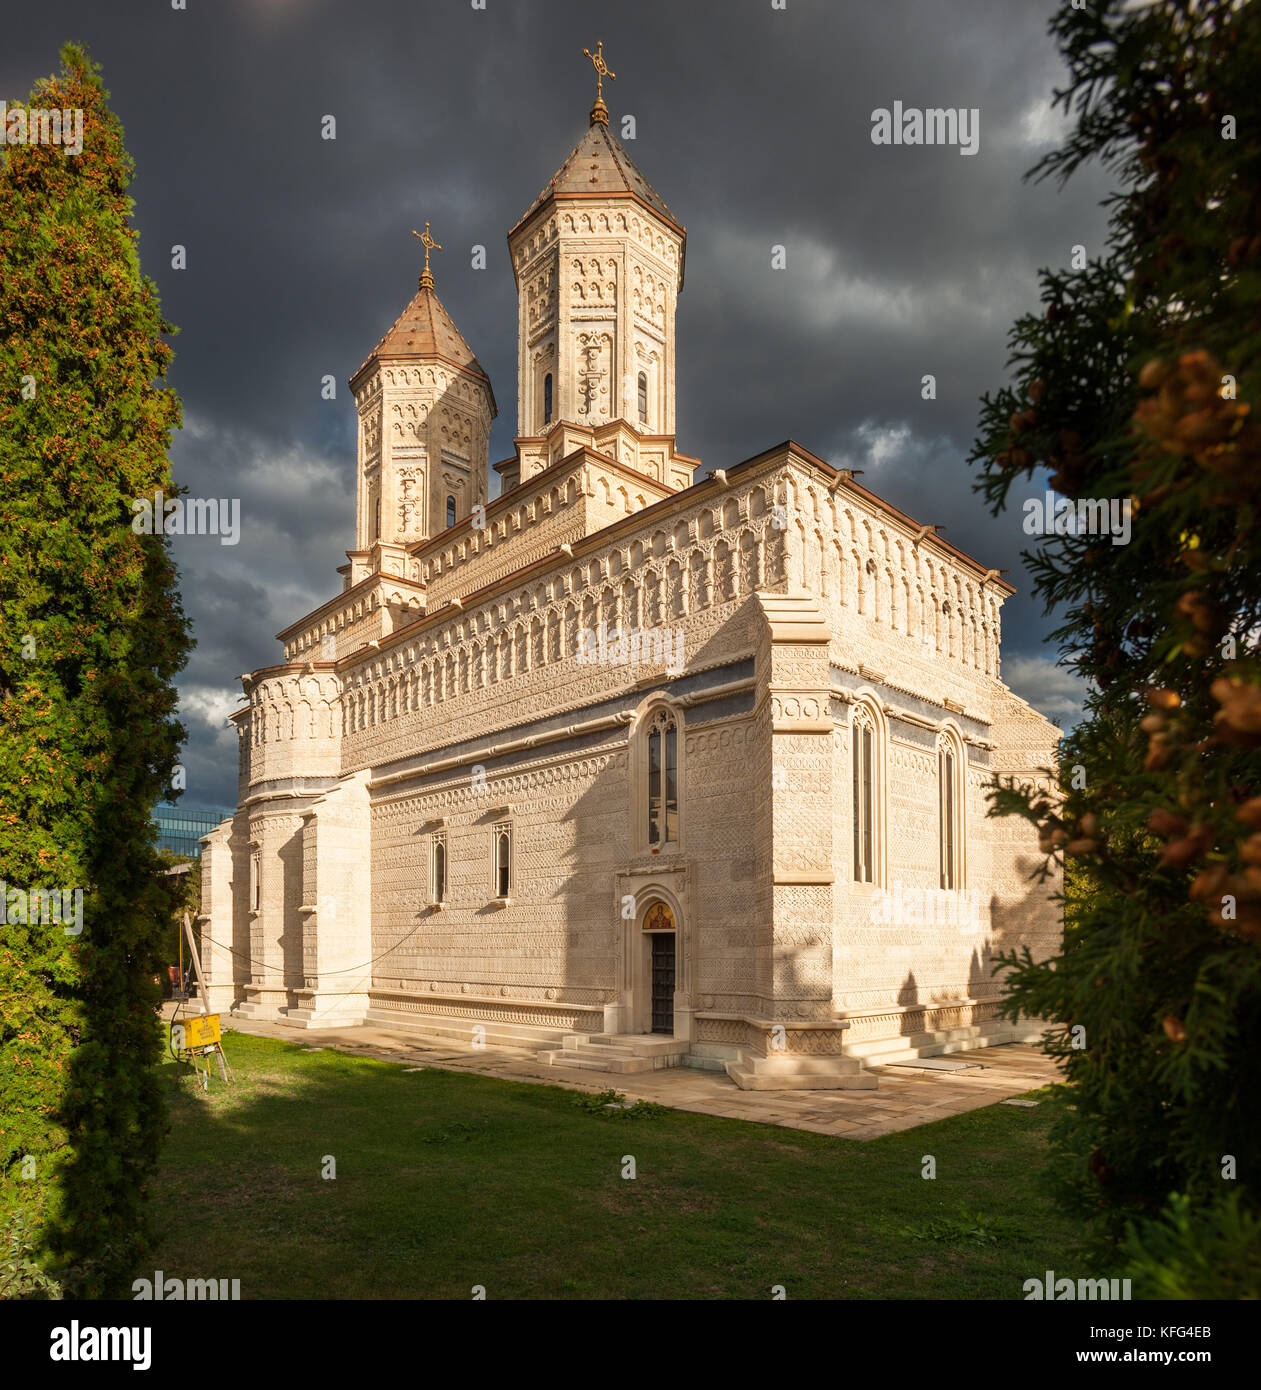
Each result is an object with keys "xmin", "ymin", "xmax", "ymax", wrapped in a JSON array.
[{"xmin": 174, "ymin": 1014, "xmax": 221, "ymax": 1051}]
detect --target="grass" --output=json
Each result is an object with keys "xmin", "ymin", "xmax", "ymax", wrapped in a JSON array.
[{"xmin": 150, "ymin": 1031, "xmax": 1093, "ymax": 1300}]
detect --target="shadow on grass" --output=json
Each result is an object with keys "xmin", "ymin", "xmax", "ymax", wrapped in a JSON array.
[{"xmin": 148, "ymin": 1031, "xmax": 1094, "ymax": 1300}]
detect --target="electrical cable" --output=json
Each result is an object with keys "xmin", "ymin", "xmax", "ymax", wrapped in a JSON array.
[{"xmin": 196, "ymin": 911, "xmax": 432, "ymax": 981}]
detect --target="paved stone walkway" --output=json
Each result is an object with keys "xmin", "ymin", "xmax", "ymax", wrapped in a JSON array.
[{"xmin": 165, "ymin": 1004, "xmax": 1060, "ymax": 1140}]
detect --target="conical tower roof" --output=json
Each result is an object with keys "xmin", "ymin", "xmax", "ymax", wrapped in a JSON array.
[
  {"xmin": 349, "ymin": 279, "xmax": 494, "ymax": 405},
  {"xmin": 509, "ymin": 119, "xmax": 683, "ymax": 240}
]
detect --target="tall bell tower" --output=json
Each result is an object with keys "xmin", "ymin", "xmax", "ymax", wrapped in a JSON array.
[
  {"xmin": 501, "ymin": 41, "xmax": 693, "ymax": 494},
  {"xmin": 348, "ymin": 224, "xmax": 497, "ymax": 566}
]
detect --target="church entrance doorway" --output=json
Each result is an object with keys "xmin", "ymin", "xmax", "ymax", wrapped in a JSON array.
[
  {"xmin": 628, "ymin": 895, "xmax": 683, "ymax": 1038},
  {"xmin": 642, "ymin": 900, "xmax": 677, "ymax": 1035},
  {"xmin": 649, "ymin": 930, "xmax": 675, "ymax": 1034}
]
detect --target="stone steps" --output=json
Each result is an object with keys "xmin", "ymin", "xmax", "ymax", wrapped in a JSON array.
[
  {"xmin": 539, "ymin": 1033, "xmax": 688, "ymax": 1074},
  {"xmin": 359, "ymin": 1007, "xmax": 574, "ymax": 1055},
  {"xmin": 725, "ymin": 1050, "xmax": 879, "ymax": 1091},
  {"xmin": 738, "ymin": 1054, "xmax": 869, "ymax": 1076},
  {"xmin": 846, "ymin": 1021, "xmax": 1037, "ymax": 1066},
  {"xmin": 725, "ymin": 1063, "xmax": 879, "ymax": 1091}
]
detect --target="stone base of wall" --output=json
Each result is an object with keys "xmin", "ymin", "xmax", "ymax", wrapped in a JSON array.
[
  {"xmin": 200, "ymin": 984, "xmax": 240, "ymax": 1014},
  {"xmin": 366, "ymin": 989, "xmax": 606, "ymax": 1034},
  {"xmin": 690, "ymin": 1012, "xmax": 878, "ymax": 1090},
  {"xmin": 282, "ymin": 989, "xmax": 372, "ymax": 1028},
  {"xmin": 236, "ymin": 986, "xmax": 292, "ymax": 1020},
  {"xmin": 835, "ymin": 997, "xmax": 1048, "ymax": 1065}
]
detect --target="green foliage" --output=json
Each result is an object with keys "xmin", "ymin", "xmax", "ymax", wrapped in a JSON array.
[
  {"xmin": 1121, "ymin": 1192, "xmax": 1261, "ymax": 1298},
  {"xmin": 0, "ymin": 1208, "xmax": 63, "ymax": 1299},
  {"xmin": 571, "ymin": 1087, "xmax": 670, "ymax": 1119},
  {"xmin": 971, "ymin": 0, "xmax": 1261, "ymax": 1273},
  {"xmin": 0, "ymin": 44, "xmax": 190, "ymax": 1293},
  {"xmin": 900, "ymin": 1204, "xmax": 1031, "ymax": 1247}
]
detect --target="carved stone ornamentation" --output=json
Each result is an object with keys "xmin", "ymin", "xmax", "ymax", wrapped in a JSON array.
[{"xmin": 214, "ymin": 89, "xmax": 1061, "ymax": 1093}]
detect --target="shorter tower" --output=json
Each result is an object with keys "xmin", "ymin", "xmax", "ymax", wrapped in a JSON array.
[{"xmin": 348, "ymin": 224, "xmax": 497, "ymax": 566}]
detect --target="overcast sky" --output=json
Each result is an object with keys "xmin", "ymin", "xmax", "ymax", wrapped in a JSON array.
[{"xmin": 4, "ymin": 0, "xmax": 1106, "ymax": 811}]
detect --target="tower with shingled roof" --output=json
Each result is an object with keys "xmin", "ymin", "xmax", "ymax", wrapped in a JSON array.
[
  {"xmin": 347, "ymin": 220, "xmax": 497, "ymax": 571},
  {"xmin": 500, "ymin": 39, "xmax": 693, "ymax": 494}
]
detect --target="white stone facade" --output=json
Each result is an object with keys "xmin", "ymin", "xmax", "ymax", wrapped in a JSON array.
[{"xmin": 201, "ymin": 104, "xmax": 1060, "ymax": 1088}]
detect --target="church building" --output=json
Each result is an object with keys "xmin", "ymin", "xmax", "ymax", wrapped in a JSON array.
[{"xmin": 200, "ymin": 49, "xmax": 1060, "ymax": 1089}]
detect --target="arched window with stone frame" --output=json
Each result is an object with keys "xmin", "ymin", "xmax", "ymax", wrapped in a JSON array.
[
  {"xmin": 851, "ymin": 698, "xmax": 886, "ymax": 885},
  {"xmin": 430, "ymin": 834, "xmax": 447, "ymax": 906},
  {"xmin": 937, "ymin": 727, "xmax": 966, "ymax": 890},
  {"xmin": 491, "ymin": 821, "xmax": 512, "ymax": 902},
  {"xmin": 250, "ymin": 848, "xmax": 262, "ymax": 913},
  {"xmin": 634, "ymin": 701, "xmax": 683, "ymax": 851}
]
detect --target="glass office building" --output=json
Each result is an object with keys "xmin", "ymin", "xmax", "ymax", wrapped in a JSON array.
[{"xmin": 154, "ymin": 803, "xmax": 233, "ymax": 859}]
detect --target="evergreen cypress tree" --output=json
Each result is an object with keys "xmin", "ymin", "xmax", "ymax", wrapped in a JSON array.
[
  {"xmin": 972, "ymin": 0, "xmax": 1260, "ymax": 1290},
  {"xmin": 0, "ymin": 43, "xmax": 190, "ymax": 1294}
]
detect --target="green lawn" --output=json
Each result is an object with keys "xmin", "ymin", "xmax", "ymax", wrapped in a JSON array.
[{"xmin": 151, "ymin": 1031, "xmax": 1094, "ymax": 1300}]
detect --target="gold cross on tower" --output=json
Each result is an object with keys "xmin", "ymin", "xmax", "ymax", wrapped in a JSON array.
[
  {"xmin": 412, "ymin": 221, "xmax": 442, "ymax": 289},
  {"xmin": 583, "ymin": 39, "xmax": 615, "ymax": 127}
]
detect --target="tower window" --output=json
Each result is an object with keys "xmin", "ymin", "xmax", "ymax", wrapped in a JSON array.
[
  {"xmin": 638, "ymin": 372, "xmax": 648, "ymax": 424},
  {"xmin": 543, "ymin": 372, "xmax": 553, "ymax": 426},
  {"xmin": 372, "ymin": 494, "xmax": 380, "ymax": 542},
  {"xmin": 446, "ymin": 495, "xmax": 456, "ymax": 528}
]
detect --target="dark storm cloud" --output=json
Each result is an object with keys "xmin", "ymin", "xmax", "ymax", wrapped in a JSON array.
[{"xmin": 3, "ymin": 0, "xmax": 1103, "ymax": 806}]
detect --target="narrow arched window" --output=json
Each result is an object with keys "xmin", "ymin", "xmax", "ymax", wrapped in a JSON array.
[
  {"xmin": 493, "ymin": 824, "xmax": 512, "ymax": 900},
  {"xmin": 646, "ymin": 708, "xmax": 679, "ymax": 845},
  {"xmin": 432, "ymin": 837, "xmax": 446, "ymax": 905},
  {"xmin": 543, "ymin": 372, "xmax": 553, "ymax": 425},
  {"xmin": 637, "ymin": 371, "xmax": 648, "ymax": 424},
  {"xmin": 446, "ymin": 495, "xmax": 456, "ymax": 528},
  {"xmin": 938, "ymin": 732, "xmax": 964, "ymax": 889},
  {"xmin": 372, "ymin": 494, "xmax": 380, "ymax": 541},
  {"xmin": 940, "ymin": 747, "xmax": 955, "ymax": 888},
  {"xmin": 853, "ymin": 715, "xmax": 874, "ymax": 882},
  {"xmin": 852, "ymin": 703, "xmax": 884, "ymax": 885}
]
